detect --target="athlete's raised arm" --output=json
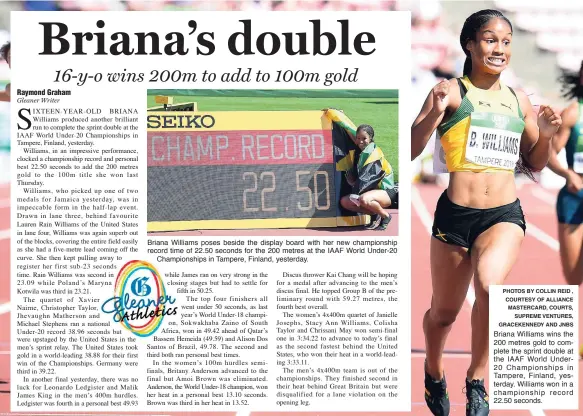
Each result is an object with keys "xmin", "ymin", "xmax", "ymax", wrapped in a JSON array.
[
  {"xmin": 411, "ymin": 79, "xmax": 458, "ymax": 161},
  {"xmin": 516, "ymin": 90, "xmax": 561, "ymax": 171}
]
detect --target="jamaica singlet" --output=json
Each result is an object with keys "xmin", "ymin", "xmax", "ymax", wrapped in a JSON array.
[
  {"xmin": 565, "ymin": 100, "xmax": 583, "ymax": 174},
  {"xmin": 434, "ymin": 76, "xmax": 525, "ymax": 173}
]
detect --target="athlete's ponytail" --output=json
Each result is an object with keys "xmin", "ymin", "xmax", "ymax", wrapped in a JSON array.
[{"xmin": 460, "ymin": 9, "xmax": 513, "ymax": 77}]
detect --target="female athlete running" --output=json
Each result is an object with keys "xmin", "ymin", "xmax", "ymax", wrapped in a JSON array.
[
  {"xmin": 545, "ymin": 60, "xmax": 583, "ymax": 358},
  {"xmin": 411, "ymin": 9, "xmax": 561, "ymax": 416}
]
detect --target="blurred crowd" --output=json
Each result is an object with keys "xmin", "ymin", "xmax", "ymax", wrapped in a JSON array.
[{"xmin": 17, "ymin": 0, "xmax": 398, "ymax": 12}]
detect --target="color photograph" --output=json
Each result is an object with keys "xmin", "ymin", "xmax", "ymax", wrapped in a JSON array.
[
  {"xmin": 146, "ymin": 89, "xmax": 399, "ymax": 236},
  {"xmin": 410, "ymin": 1, "xmax": 583, "ymax": 414}
]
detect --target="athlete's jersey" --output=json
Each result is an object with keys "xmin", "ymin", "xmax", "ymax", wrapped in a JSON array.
[
  {"xmin": 434, "ymin": 76, "xmax": 526, "ymax": 173},
  {"xmin": 565, "ymin": 100, "xmax": 583, "ymax": 174}
]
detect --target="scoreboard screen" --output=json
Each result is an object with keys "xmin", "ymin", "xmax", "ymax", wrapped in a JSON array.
[{"xmin": 147, "ymin": 110, "xmax": 368, "ymax": 231}]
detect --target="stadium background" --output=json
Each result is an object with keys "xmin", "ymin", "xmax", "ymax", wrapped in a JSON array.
[{"xmin": 1, "ymin": 0, "xmax": 583, "ymax": 415}]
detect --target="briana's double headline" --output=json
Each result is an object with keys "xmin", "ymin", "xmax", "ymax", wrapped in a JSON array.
[{"xmin": 38, "ymin": 19, "xmax": 376, "ymax": 56}]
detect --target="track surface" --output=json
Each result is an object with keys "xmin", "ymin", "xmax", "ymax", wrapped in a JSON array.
[{"xmin": 1, "ymin": 182, "xmax": 581, "ymax": 415}]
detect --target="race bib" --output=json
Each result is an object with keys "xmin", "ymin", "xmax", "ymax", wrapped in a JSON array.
[{"xmin": 464, "ymin": 112, "xmax": 523, "ymax": 170}]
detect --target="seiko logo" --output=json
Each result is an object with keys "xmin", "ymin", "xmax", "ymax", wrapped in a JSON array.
[
  {"xmin": 147, "ymin": 114, "xmax": 216, "ymax": 129},
  {"xmin": 492, "ymin": 114, "xmax": 509, "ymax": 130}
]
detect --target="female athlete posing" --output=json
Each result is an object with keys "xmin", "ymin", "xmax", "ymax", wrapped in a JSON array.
[{"xmin": 411, "ymin": 9, "xmax": 561, "ymax": 416}]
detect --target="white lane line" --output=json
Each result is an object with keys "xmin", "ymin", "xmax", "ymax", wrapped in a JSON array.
[
  {"xmin": 519, "ymin": 186, "xmax": 561, "ymax": 251},
  {"xmin": 531, "ymin": 186, "xmax": 556, "ymax": 205},
  {"xmin": 411, "ymin": 186, "xmax": 434, "ymax": 234},
  {"xmin": 0, "ymin": 303, "xmax": 9, "ymax": 315},
  {"xmin": 411, "ymin": 186, "xmax": 477, "ymax": 306}
]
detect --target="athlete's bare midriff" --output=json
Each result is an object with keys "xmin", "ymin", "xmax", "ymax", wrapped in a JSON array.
[{"xmin": 447, "ymin": 171, "xmax": 517, "ymax": 209}]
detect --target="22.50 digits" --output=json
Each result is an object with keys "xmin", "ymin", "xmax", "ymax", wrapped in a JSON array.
[{"xmin": 242, "ymin": 170, "xmax": 331, "ymax": 213}]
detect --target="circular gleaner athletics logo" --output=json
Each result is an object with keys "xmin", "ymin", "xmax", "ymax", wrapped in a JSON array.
[{"xmin": 101, "ymin": 260, "xmax": 177, "ymax": 337}]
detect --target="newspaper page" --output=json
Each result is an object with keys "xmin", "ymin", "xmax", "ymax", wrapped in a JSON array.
[{"xmin": 8, "ymin": 9, "xmax": 411, "ymax": 414}]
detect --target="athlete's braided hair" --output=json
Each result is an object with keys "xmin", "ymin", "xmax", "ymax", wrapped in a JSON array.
[
  {"xmin": 460, "ymin": 10, "xmax": 513, "ymax": 77},
  {"xmin": 558, "ymin": 60, "xmax": 583, "ymax": 100}
]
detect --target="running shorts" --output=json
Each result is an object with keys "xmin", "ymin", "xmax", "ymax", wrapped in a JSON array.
[{"xmin": 431, "ymin": 190, "xmax": 526, "ymax": 253}]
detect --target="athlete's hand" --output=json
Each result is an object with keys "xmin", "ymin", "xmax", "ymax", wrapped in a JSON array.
[
  {"xmin": 432, "ymin": 80, "xmax": 450, "ymax": 114},
  {"xmin": 537, "ymin": 105, "xmax": 562, "ymax": 139},
  {"xmin": 565, "ymin": 170, "xmax": 583, "ymax": 194}
]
